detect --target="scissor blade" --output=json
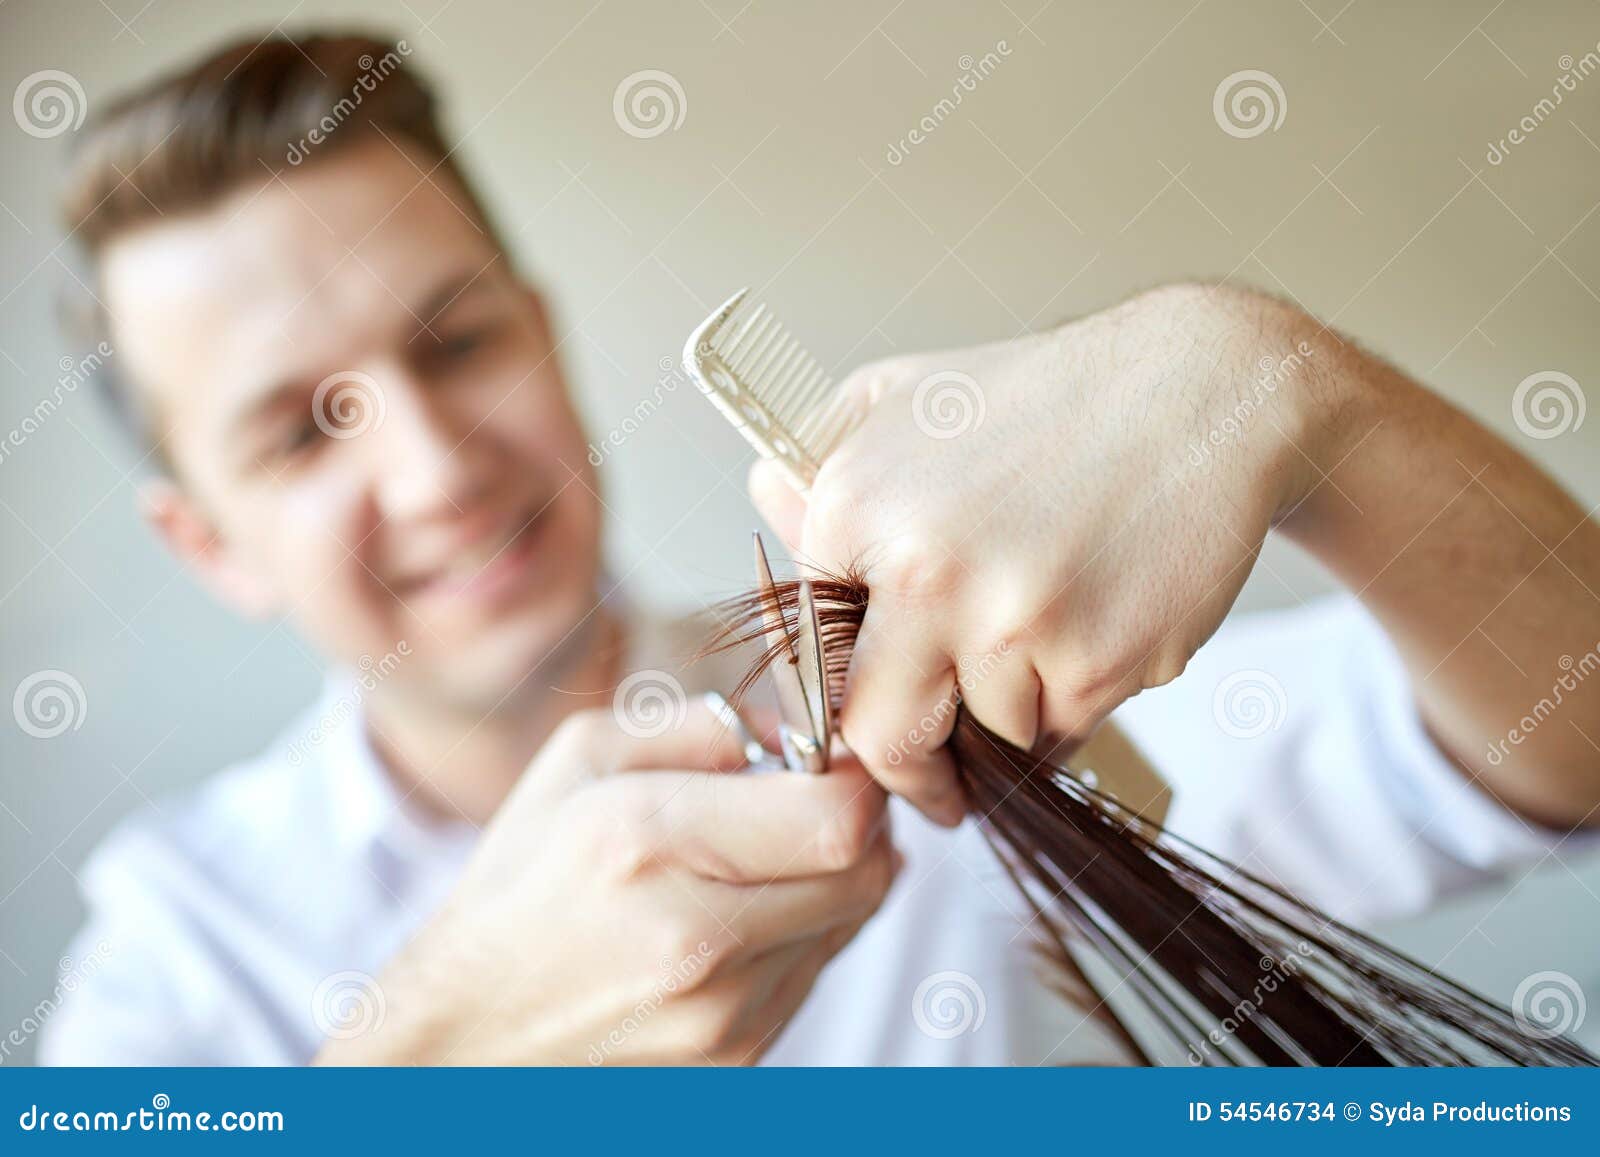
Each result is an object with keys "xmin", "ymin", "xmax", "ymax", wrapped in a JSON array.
[
  {"xmin": 794, "ymin": 579, "xmax": 832, "ymax": 772},
  {"xmin": 752, "ymin": 532, "xmax": 815, "ymax": 752},
  {"xmin": 752, "ymin": 531, "xmax": 795, "ymax": 661}
]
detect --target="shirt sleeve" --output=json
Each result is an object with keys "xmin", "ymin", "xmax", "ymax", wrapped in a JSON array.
[
  {"xmin": 38, "ymin": 820, "xmax": 269, "ymax": 1066},
  {"xmin": 1110, "ymin": 595, "xmax": 1599, "ymax": 926}
]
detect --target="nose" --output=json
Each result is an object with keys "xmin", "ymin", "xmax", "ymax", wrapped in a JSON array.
[{"xmin": 362, "ymin": 368, "xmax": 497, "ymax": 522}]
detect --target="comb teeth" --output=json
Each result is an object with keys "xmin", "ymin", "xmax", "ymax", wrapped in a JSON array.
[{"xmin": 684, "ymin": 289, "xmax": 858, "ymax": 492}]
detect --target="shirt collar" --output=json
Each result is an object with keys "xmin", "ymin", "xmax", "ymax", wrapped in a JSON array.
[
  {"xmin": 311, "ymin": 586, "xmax": 714, "ymax": 858},
  {"xmin": 312, "ymin": 673, "xmax": 472, "ymax": 858}
]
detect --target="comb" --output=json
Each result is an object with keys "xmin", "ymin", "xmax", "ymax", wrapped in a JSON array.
[{"xmin": 683, "ymin": 288, "xmax": 858, "ymax": 494}]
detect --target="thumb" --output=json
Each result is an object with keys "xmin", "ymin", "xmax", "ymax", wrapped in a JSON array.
[{"xmin": 747, "ymin": 459, "xmax": 808, "ymax": 552}]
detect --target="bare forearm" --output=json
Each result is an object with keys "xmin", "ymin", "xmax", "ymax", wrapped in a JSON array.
[{"xmin": 1280, "ymin": 336, "xmax": 1600, "ymax": 828}]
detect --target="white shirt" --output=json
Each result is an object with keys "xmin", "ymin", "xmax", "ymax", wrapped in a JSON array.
[{"xmin": 40, "ymin": 597, "xmax": 1588, "ymax": 1065}]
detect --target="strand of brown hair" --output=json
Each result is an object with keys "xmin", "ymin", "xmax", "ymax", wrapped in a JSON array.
[{"xmin": 700, "ymin": 568, "xmax": 1598, "ymax": 1066}]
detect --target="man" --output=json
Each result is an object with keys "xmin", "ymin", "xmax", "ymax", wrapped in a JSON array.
[{"xmin": 42, "ymin": 32, "xmax": 1598, "ymax": 1066}]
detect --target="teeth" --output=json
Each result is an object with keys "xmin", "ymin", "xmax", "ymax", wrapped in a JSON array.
[{"xmin": 416, "ymin": 518, "xmax": 528, "ymax": 591}]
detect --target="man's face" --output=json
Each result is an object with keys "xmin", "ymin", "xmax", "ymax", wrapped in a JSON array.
[{"xmin": 100, "ymin": 141, "xmax": 603, "ymax": 710}]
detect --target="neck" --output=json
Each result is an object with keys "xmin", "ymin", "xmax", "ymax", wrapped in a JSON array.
[{"xmin": 362, "ymin": 607, "xmax": 626, "ymax": 825}]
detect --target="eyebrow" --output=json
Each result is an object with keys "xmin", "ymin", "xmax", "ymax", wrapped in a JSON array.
[
  {"xmin": 409, "ymin": 261, "xmax": 506, "ymax": 341},
  {"xmin": 223, "ymin": 373, "xmax": 316, "ymax": 453},
  {"xmin": 223, "ymin": 265, "xmax": 508, "ymax": 446}
]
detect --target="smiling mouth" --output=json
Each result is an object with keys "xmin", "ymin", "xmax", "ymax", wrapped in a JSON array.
[{"xmin": 397, "ymin": 503, "xmax": 552, "ymax": 610}]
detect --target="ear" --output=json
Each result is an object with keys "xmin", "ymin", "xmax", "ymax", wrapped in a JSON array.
[{"xmin": 138, "ymin": 478, "xmax": 279, "ymax": 619}]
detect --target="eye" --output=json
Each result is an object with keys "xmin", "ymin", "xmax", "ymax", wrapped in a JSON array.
[
  {"xmin": 272, "ymin": 417, "xmax": 324, "ymax": 460},
  {"xmin": 440, "ymin": 331, "xmax": 484, "ymax": 358},
  {"xmin": 429, "ymin": 326, "xmax": 493, "ymax": 364}
]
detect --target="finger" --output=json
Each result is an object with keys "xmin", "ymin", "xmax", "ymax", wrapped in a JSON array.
[
  {"xmin": 835, "ymin": 601, "xmax": 965, "ymax": 826},
  {"xmin": 833, "ymin": 357, "xmax": 903, "ymax": 412},
  {"xmin": 712, "ymin": 906, "xmax": 878, "ymax": 1064},
  {"xmin": 722, "ymin": 941, "xmax": 817, "ymax": 1064},
  {"xmin": 797, "ymin": 438, "xmax": 882, "ymax": 579},
  {"xmin": 654, "ymin": 921, "xmax": 856, "ymax": 1066},
  {"xmin": 954, "ymin": 646, "xmax": 1042, "ymax": 751},
  {"xmin": 1034, "ymin": 660, "xmax": 1140, "ymax": 744},
  {"xmin": 711, "ymin": 829, "xmax": 897, "ymax": 949},
  {"xmin": 747, "ymin": 460, "xmax": 808, "ymax": 552},
  {"xmin": 618, "ymin": 697, "xmax": 753, "ymax": 773},
  {"xmin": 760, "ymin": 905, "xmax": 873, "ymax": 1012},
  {"xmin": 627, "ymin": 761, "xmax": 889, "ymax": 882},
  {"xmin": 531, "ymin": 698, "xmax": 750, "ymax": 802}
]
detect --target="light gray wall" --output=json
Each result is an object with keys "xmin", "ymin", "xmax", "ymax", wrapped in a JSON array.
[{"xmin": 3, "ymin": 0, "xmax": 1598, "ymax": 1061}]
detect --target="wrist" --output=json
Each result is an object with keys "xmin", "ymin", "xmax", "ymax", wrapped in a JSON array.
[
  {"xmin": 312, "ymin": 989, "xmax": 450, "ymax": 1065},
  {"xmin": 1271, "ymin": 323, "xmax": 1389, "ymax": 538},
  {"xmin": 312, "ymin": 908, "xmax": 494, "ymax": 1066},
  {"xmin": 1149, "ymin": 282, "xmax": 1353, "ymax": 526},
  {"xmin": 1181, "ymin": 284, "xmax": 1375, "ymax": 530}
]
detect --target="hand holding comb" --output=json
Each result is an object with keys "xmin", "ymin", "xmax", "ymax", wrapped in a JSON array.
[{"xmin": 684, "ymin": 288, "xmax": 1170, "ymax": 823}]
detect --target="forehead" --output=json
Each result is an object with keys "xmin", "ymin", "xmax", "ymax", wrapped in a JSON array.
[{"xmin": 99, "ymin": 140, "xmax": 501, "ymax": 425}]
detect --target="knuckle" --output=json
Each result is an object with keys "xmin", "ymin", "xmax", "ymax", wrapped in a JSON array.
[
  {"xmin": 856, "ymin": 845, "xmax": 896, "ymax": 914},
  {"xmin": 872, "ymin": 534, "xmax": 959, "ymax": 601},
  {"xmin": 837, "ymin": 713, "xmax": 893, "ymax": 772},
  {"xmin": 803, "ymin": 465, "xmax": 860, "ymax": 541},
  {"xmin": 814, "ymin": 792, "xmax": 879, "ymax": 871},
  {"xmin": 688, "ymin": 998, "xmax": 743, "ymax": 1056},
  {"xmin": 680, "ymin": 833, "xmax": 745, "ymax": 883},
  {"xmin": 1141, "ymin": 649, "xmax": 1190, "ymax": 690},
  {"xmin": 569, "ymin": 783, "xmax": 662, "ymax": 876},
  {"xmin": 551, "ymin": 707, "xmax": 617, "ymax": 756},
  {"xmin": 958, "ymin": 626, "xmax": 1028, "ymax": 685},
  {"xmin": 1055, "ymin": 654, "xmax": 1130, "ymax": 706},
  {"xmin": 839, "ymin": 356, "xmax": 906, "ymax": 407},
  {"xmin": 654, "ymin": 916, "xmax": 718, "ymax": 981}
]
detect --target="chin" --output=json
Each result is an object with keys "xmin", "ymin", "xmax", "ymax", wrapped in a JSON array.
[{"xmin": 431, "ymin": 568, "xmax": 603, "ymax": 708}]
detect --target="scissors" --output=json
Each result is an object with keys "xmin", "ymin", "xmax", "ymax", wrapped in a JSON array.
[{"xmin": 705, "ymin": 532, "xmax": 833, "ymax": 774}]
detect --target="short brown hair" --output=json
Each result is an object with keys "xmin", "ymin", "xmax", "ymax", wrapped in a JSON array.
[{"xmin": 58, "ymin": 32, "xmax": 498, "ymax": 455}]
